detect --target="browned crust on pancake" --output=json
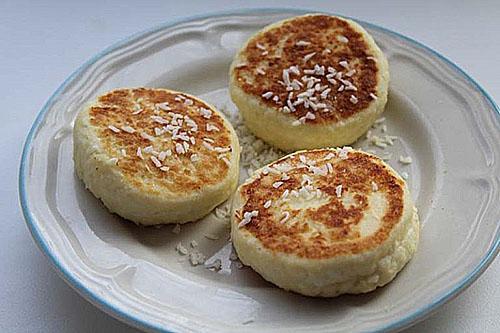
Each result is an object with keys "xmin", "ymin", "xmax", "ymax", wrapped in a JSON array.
[
  {"xmin": 88, "ymin": 88, "xmax": 234, "ymax": 195},
  {"xmin": 233, "ymin": 15, "xmax": 379, "ymax": 124},
  {"xmin": 235, "ymin": 150, "xmax": 405, "ymax": 259}
]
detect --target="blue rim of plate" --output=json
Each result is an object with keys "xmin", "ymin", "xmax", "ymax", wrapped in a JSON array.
[{"xmin": 19, "ymin": 7, "xmax": 499, "ymax": 333}]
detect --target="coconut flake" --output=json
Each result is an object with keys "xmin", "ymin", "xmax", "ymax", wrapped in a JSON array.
[
  {"xmin": 337, "ymin": 35, "xmax": 349, "ymax": 43},
  {"xmin": 272, "ymin": 181, "xmax": 284, "ymax": 188},
  {"xmin": 303, "ymin": 52, "xmax": 316, "ymax": 62},
  {"xmin": 176, "ymin": 242, "xmax": 188, "ymax": 255},
  {"xmin": 150, "ymin": 156, "xmax": 162, "ymax": 168},
  {"xmin": 262, "ymin": 91, "xmax": 273, "ymax": 99},
  {"xmin": 156, "ymin": 102, "xmax": 171, "ymax": 111},
  {"xmin": 296, "ymin": 40, "xmax": 311, "ymax": 46},
  {"xmin": 238, "ymin": 210, "xmax": 259, "ymax": 228},
  {"xmin": 108, "ymin": 125, "xmax": 121, "ymax": 133},
  {"xmin": 280, "ymin": 211, "xmax": 290, "ymax": 224},
  {"xmin": 338, "ymin": 146, "xmax": 352, "ymax": 160},
  {"xmin": 256, "ymin": 43, "xmax": 266, "ymax": 50},
  {"xmin": 221, "ymin": 157, "xmax": 231, "ymax": 167},
  {"xmin": 202, "ymin": 141, "xmax": 214, "ymax": 151},
  {"xmin": 121, "ymin": 125, "xmax": 135, "ymax": 133},
  {"xmin": 140, "ymin": 132, "xmax": 155, "ymax": 141},
  {"xmin": 399, "ymin": 155, "xmax": 413, "ymax": 164},
  {"xmin": 326, "ymin": 162, "xmax": 333, "ymax": 174},
  {"xmin": 206, "ymin": 123, "xmax": 220, "ymax": 132},
  {"xmin": 335, "ymin": 184, "xmax": 343, "ymax": 198},
  {"xmin": 136, "ymin": 147, "xmax": 144, "ymax": 160}
]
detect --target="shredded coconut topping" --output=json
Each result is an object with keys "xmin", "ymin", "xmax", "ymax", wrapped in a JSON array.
[
  {"xmin": 337, "ymin": 35, "xmax": 349, "ymax": 43},
  {"xmin": 262, "ymin": 91, "xmax": 273, "ymax": 99},
  {"xmin": 272, "ymin": 181, "xmax": 284, "ymax": 188},
  {"xmin": 239, "ymin": 210, "xmax": 259, "ymax": 228},
  {"xmin": 303, "ymin": 52, "xmax": 316, "ymax": 62},
  {"xmin": 280, "ymin": 211, "xmax": 290, "ymax": 224},
  {"xmin": 296, "ymin": 40, "xmax": 311, "ymax": 46},
  {"xmin": 206, "ymin": 123, "xmax": 220, "ymax": 132},
  {"xmin": 199, "ymin": 107, "xmax": 212, "ymax": 119},
  {"xmin": 108, "ymin": 125, "xmax": 121, "ymax": 133},
  {"xmin": 338, "ymin": 146, "xmax": 352, "ymax": 159},
  {"xmin": 202, "ymin": 141, "xmax": 214, "ymax": 151},
  {"xmin": 326, "ymin": 162, "xmax": 333, "ymax": 174},
  {"xmin": 399, "ymin": 155, "xmax": 413, "ymax": 164},
  {"xmin": 121, "ymin": 125, "xmax": 135, "ymax": 133},
  {"xmin": 221, "ymin": 157, "xmax": 231, "ymax": 167},
  {"xmin": 136, "ymin": 147, "xmax": 144, "ymax": 160},
  {"xmin": 150, "ymin": 156, "xmax": 162, "ymax": 168},
  {"xmin": 256, "ymin": 68, "xmax": 266, "ymax": 75},
  {"xmin": 176, "ymin": 243, "xmax": 188, "ymax": 255},
  {"xmin": 335, "ymin": 184, "xmax": 343, "ymax": 198},
  {"xmin": 156, "ymin": 102, "xmax": 171, "ymax": 111},
  {"xmin": 140, "ymin": 132, "xmax": 154, "ymax": 141}
]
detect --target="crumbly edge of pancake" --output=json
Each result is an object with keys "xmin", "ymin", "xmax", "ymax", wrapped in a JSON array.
[{"xmin": 233, "ymin": 207, "xmax": 419, "ymax": 297}]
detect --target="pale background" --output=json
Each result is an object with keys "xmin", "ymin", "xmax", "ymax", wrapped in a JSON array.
[{"xmin": 1, "ymin": 0, "xmax": 498, "ymax": 332}]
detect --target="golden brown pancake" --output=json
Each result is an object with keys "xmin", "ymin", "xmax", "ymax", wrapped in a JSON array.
[
  {"xmin": 90, "ymin": 88, "xmax": 233, "ymax": 193},
  {"xmin": 73, "ymin": 87, "xmax": 240, "ymax": 225},
  {"xmin": 231, "ymin": 148, "xmax": 419, "ymax": 297},
  {"xmin": 229, "ymin": 14, "xmax": 389, "ymax": 150}
]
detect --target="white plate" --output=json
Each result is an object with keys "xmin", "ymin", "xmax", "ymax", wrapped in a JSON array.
[{"xmin": 20, "ymin": 8, "xmax": 499, "ymax": 333}]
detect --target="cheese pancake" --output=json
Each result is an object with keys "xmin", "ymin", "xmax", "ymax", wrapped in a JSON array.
[
  {"xmin": 231, "ymin": 148, "xmax": 418, "ymax": 297},
  {"xmin": 230, "ymin": 14, "xmax": 389, "ymax": 151},
  {"xmin": 73, "ymin": 88, "xmax": 240, "ymax": 225}
]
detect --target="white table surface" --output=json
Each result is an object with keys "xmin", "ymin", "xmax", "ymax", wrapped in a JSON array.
[{"xmin": 1, "ymin": 0, "xmax": 498, "ymax": 331}]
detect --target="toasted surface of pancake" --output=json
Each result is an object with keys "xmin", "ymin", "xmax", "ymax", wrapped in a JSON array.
[
  {"xmin": 73, "ymin": 88, "xmax": 240, "ymax": 225},
  {"xmin": 229, "ymin": 14, "xmax": 389, "ymax": 151},
  {"xmin": 231, "ymin": 148, "xmax": 419, "ymax": 297}
]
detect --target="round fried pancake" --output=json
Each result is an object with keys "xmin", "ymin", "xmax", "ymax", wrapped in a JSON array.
[
  {"xmin": 73, "ymin": 88, "xmax": 240, "ymax": 225},
  {"xmin": 229, "ymin": 14, "xmax": 389, "ymax": 151},
  {"xmin": 231, "ymin": 148, "xmax": 418, "ymax": 297}
]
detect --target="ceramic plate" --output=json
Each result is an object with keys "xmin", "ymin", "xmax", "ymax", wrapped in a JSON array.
[{"xmin": 19, "ymin": 8, "xmax": 499, "ymax": 333}]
